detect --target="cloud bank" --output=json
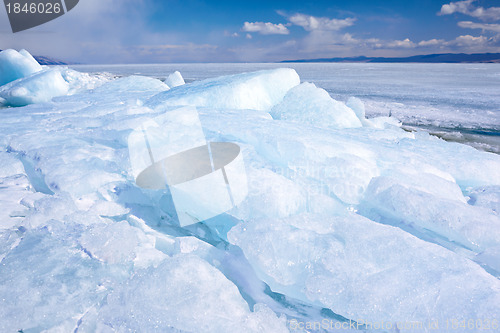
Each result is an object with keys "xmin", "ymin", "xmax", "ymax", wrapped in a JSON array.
[{"xmin": 439, "ymin": 0, "xmax": 500, "ymax": 21}]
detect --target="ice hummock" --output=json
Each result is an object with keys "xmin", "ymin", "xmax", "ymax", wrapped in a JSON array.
[
  {"xmin": 165, "ymin": 70, "xmax": 186, "ymax": 88},
  {"xmin": 0, "ymin": 49, "xmax": 110, "ymax": 107},
  {"xmin": 0, "ymin": 49, "xmax": 42, "ymax": 86},
  {"xmin": 147, "ymin": 68, "xmax": 300, "ymax": 111},
  {"xmin": 228, "ymin": 212, "xmax": 500, "ymax": 324},
  {"xmin": 270, "ymin": 82, "xmax": 362, "ymax": 129},
  {"xmin": 1, "ymin": 55, "xmax": 500, "ymax": 332},
  {"xmin": 0, "ymin": 69, "xmax": 69, "ymax": 107}
]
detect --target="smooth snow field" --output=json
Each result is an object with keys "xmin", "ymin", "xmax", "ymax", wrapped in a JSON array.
[{"xmin": 1, "ymin": 50, "xmax": 500, "ymax": 332}]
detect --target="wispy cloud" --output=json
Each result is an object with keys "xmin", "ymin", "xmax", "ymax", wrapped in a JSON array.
[
  {"xmin": 1, "ymin": 0, "xmax": 158, "ymax": 63},
  {"xmin": 436, "ymin": 1, "xmax": 499, "ymax": 53},
  {"xmin": 232, "ymin": 6, "xmax": 500, "ymax": 61},
  {"xmin": 418, "ymin": 39, "xmax": 446, "ymax": 47},
  {"xmin": 0, "ymin": 0, "xmax": 225, "ymax": 63},
  {"xmin": 242, "ymin": 22, "xmax": 290, "ymax": 35},
  {"xmin": 236, "ymin": 10, "xmax": 497, "ymax": 59},
  {"xmin": 439, "ymin": 0, "xmax": 500, "ymax": 21},
  {"xmin": 448, "ymin": 34, "xmax": 489, "ymax": 47},
  {"xmin": 287, "ymin": 13, "xmax": 356, "ymax": 31},
  {"xmin": 383, "ymin": 38, "xmax": 416, "ymax": 48},
  {"xmin": 458, "ymin": 21, "xmax": 500, "ymax": 33},
  {"xmin": 373, "ymin": 35, "xmax": 490, "ymax": 50},
  {"xmin": 2, "ymin": 1, "xmax": 499, "ymax": 63},
  {"xmin": 271, "ymin": 13, "xmax": 358, "ymax": 56}
]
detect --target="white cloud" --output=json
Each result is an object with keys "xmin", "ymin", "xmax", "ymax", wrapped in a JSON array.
[
  {"xmin": 3, "ymin": 0, "xmax": 497, "ymax": 63},
  {"xmin": 242, "ymin": 22, "xmax": 289, "ymax": 35},
  {"xmin": 265, "ymin": 13, "xmax": 357, "ymax": 57},
  {"xmin": 341, "ymin": 33, "xmax": 358, "ymax": 44},
  {"xmin": 384, "ymin": 38, "xmax": 416, "ymax": 48},
  {"xmin": 439, "ymin": 0, "xmax": 474, "ymax": 15},
  {"xmin": 288, "ymin": 13, "xmax": 355, "ymax": 31},
  {"xmin": 376, "ymin": 35, "xmax": 490, "ymax": 50},
  {"xmin": 447, "ymin": 34, "xmax": 489, "ymax": 46},
  {"xmin": 224, "ymin": 31, "xmax": 239, "ymax": 37},
  {"xmin": 0, "ymin": 0, "xmax": 166, "ymax": 63},
  {"xmin": 458, "ymin": 21, "xmax": 500, "ymax": 33},
  {"xmin": 439, "ymin": 0, "xmax": 500, "ymax": 21},
  {"xmin": 0, "ymin": 0, "xmax": 240, "ymax": 63},
  {"xmin": 237, "ymin": 6, "xmax": 499, "ymax": 61},
  {"xmin": 418, "ymin": 39, "xmax": 446, "ymax": 47}
]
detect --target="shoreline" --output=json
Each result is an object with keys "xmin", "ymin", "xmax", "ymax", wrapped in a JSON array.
[
  {"xmin": 2, "ymin": 105, "xmax": 498, "ymax": 154},
  {"xmin": 402, "ymin": 124, "xmax": 500, "ymax": 154}
]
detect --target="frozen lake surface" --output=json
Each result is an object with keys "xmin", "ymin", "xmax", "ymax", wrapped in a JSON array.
[
  {"xmin": 70, "ymin": 63, "xmax": 500, "ymax": 128},
  {"xmin": 71, "ymin": 63, "xmax": 500, "ymax": 153},
  {"xmin": 2, "ymin": 52, "xmax": 500, "ymax": 332}
]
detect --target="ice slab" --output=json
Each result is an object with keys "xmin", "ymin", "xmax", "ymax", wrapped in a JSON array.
[
  {"xmin": 94, "ymin": 254, "xmax": 288, "ymax": 332},
  {"xmin": 360, "ymin": 172, "xmax": 500, "ymax": 252},
  {"xmin": 92, "ymin": 75, "xmax": 169, "ymax": 94},
  {"xmin": 0, "ymin": 66, "xmax": 110, "ymax": 107},
  {"xmin": 0, "ymin": 224, "xmax": 114, "ymax": 332},
  {"xmin": 228, "ymin": 213, "xmax": 500, "ymax": 326},
  {"xmin": 0, "ymin": 153, "xmax": 34, "ymax": 229},
  {"xmin": 0, "ymin": 151, "xmax": 25, "ymax": 178},
  {"xmin": 147, "ymin": 68, "xmax": 300, "ymax": 111},
  {"xmin": 466, "ymin": 185, "xmax": 500, "ymax": 215},
  {"xmin": 271, "ymin": 83, "xmax": 362, "ymax": 129},
  {"xmin": 347, "ymin": 96, "xmax": 403, "ymax": 129},
  {"xmin": 1, "ymin": 64, "xmax": 500, "ymax": 332},
  {"xmin": 51, "ymin": 74, "xmax": 169, "ymax": 106},
  {"xmin": 233, "ymin": 167, "xmax": 307, "ymax": 219},
  {"xmin": 0, "ymin": 49, "xmax": 42, "ymax": 86},
  {"xmin": 0, "ymin": 69, "xmax": 69, "ymax": 106},
  {"xmin": 165, "ymin": 70, "xmax": 185, "ymax": 88},
  {"xmin": 60, "ymin": 68, "xmax": 111, "ymax": 94},
  {"xmin": 0, "ymin": 175, "xmax": 32, "ymax": 229}
]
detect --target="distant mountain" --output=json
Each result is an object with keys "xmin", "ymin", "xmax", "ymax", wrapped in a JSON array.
[
  {"xmin": 32, "ymin": 55, "xmax": 68, "ymax": 65},
  {"xmin": 0, "ymin": 49, "xmax": 68, "ymax": 65},
  {"xmin": 282, "ymin": 53, "xmax": 500, "ymax": 63}
]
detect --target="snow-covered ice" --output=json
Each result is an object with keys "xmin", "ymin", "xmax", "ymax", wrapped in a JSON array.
[{"xmin": 1, "ymin": 51, "xmax": 500, "ymax": 332}]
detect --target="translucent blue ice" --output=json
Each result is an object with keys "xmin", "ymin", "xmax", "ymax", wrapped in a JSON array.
[{"xmin": 1, "ymin": 58, "xmax": 499, "ymax": 332}]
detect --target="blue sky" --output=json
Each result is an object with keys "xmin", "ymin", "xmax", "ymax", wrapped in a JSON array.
[{"xmin": 1, "ymin": 0, "xmax": 500, "ymax": 63}]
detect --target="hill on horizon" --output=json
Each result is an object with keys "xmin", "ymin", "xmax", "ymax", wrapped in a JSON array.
[
  {"xmin": 282, "ymin": 53, "xmax": 500, "ymax": 63},
  {"xmin": 0, "ymin": 49, "xmax": 68, "ymax": 65}
]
